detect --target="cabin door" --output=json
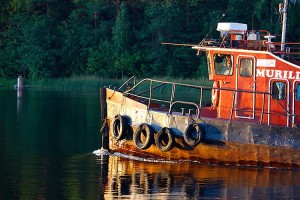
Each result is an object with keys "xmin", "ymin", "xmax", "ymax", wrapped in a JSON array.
[
  {"xmin": 235, "ymin": 55, "xmax": 256, "ymax": 119},
  {"xmin": 293, "ymin": 81, "xmax": 300, "ymax": 127},
  {"xmin": 268, "ymin": 79, "xmax": 289, "ymax": 127}
]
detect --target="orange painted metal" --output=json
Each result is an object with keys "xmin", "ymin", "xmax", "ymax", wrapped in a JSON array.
[{"xmin": 197, "ymin": 46, "xmax": 300, "ymax": 127}]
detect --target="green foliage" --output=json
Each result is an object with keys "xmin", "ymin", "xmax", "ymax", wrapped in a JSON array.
[
  {"xmin": 0, "ymin": 0, "xmax": 300, "ymax": 80},
  {"xmin": 112, "ymin": 3, "xmax": 134, "ymax": 78},
  {"xmin": 18, "ymin": 15, "xmax": 59, "ymax": 79},
  {"xmin": 87, "ymin": 39, "xmax": 114, "ymax": 77},
  {"xmin": 26, "ymin": 76, "xmax": 123, "ymax": 91}
]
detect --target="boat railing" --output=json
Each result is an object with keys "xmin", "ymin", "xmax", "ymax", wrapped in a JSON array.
[
  {"xmin": 212, "ymin": 29, "xmax": 300, "ymax": 58},
  {"xmin": 229, "ymin": 90, "xmax": 298, "ymax": 126},
  {"xmin": 117, "ymin": 76, "xmax": 136, "ymax": 92},
  {"xmin": 123, "ymin": 77, "xmax": 210, "ymax": 116},
  {"xmin": 170, "ymin": 101, "xmax": 200, "ymax": 118},
  {"xmin": 120, "ymin": 77, "xmax": 299, "ymax": 127}
]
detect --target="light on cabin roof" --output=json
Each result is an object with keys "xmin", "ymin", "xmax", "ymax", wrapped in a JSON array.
[{"xmin": 217, "ymin": 23, "xmax": 247, "ymax": 32}]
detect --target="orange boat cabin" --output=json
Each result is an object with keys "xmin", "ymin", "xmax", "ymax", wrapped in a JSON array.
[{"xmin": 198, "ymin": 23, "xmax": 300, "ymax": 128}]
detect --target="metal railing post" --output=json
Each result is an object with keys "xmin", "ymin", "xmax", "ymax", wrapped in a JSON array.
[
  {"xmin": 229, "ymin": 90, "xmax": 236, "ymax": 122},
  {"xmin": 148, "ymin": 80, "xmax": 153, "ymax": 110}
]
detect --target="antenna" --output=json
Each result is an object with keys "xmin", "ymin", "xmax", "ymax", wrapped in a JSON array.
[{"xmin": 198, "ymin": 12, "xmax": 227, "ymax": 46}]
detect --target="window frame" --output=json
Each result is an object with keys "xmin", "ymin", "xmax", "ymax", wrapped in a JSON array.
[
  {"xmin": 296, "ymin": 83, "xmax": 300, "ymax": 102},
  {"xmin": 239, "ymin": 58, "xmax": 253, "ymax": 77},
  {"xmin": 272, "ymin": 81, "xmax": 287, "ymax": 100},
  {"xmin": 213, "ymin": 54, "xmax": 234, "ymax": 76}
]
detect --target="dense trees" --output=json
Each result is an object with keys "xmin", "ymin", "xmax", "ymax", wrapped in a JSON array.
[{"xmin": 0, "ymin": 0, "xmax": 299, "ymax": 79}]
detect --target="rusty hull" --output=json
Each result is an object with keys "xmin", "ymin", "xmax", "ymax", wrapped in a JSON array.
[{"xmin": 104, "ymin": 88, "xmax": 300, "ymax": 169}]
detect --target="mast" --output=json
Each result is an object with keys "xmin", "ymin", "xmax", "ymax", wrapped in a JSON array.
[{"xmin": 280, "ymin": 0, "xmax": 289, "ymax": 52}]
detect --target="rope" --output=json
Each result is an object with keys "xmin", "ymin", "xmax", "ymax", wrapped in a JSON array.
[{"xmin": 100, "ymin": 118, "xmax": 107, "ymax": 133}]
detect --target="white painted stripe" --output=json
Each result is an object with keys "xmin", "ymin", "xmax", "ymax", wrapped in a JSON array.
[{"xmin": 257, "ymin": 59, "xmax": 276, "ymax": 67}]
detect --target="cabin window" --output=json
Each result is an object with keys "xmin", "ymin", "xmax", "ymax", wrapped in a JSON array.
[
  {"xmin": 297, "ymin": 83, "xmax": 300, "ymax": 101},
  {"xmin": 239, "ymin": 58, "xmax": 252, "ymax": 77},
  {"xmin": 213, "ymin": 54, "xmax": 233, "ymax": 76},
  {"xmin": 272, "ymin": 81, "xmax": 286, "ymax": 100}
]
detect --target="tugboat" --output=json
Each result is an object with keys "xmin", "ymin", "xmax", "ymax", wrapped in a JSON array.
[{"xmin": 100, "ymin": 0, "xmax": 300, "ymax": 169}]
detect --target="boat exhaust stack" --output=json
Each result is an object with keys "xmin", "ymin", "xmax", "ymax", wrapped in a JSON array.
[{"xmin": 280, "ymin": 0, "xmax": 289, "ymax": 53}]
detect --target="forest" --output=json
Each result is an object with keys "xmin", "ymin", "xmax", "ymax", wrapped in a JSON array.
[{"xmin": 0, "ymin": 0, "xmax": 300, "ymax": 79}]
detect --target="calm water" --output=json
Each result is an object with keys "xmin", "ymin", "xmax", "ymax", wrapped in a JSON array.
[{"xmin": 1, "ymin": 88, "xmax": 300, "ymax": 200}]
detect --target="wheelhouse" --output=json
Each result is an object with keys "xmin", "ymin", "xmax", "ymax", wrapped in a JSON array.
[{"xmin": 195, "ymin": 23, "xmax": 300, "ymax": 128}]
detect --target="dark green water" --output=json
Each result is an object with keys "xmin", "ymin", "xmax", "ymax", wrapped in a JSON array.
[
  {"xmin": 0, "ymin": 89, "xmax": 101, "ymax": 200},
  {"xmin": 1, "ymin": 88, "xmax": 300, "ymax": 200}
]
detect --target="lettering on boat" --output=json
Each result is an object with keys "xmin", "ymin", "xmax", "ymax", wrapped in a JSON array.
[{"xmin": 256, "ymin": 69, "xmax": 300, "ymax": 80}]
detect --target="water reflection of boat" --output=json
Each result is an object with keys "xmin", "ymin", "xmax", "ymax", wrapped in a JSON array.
[
  {"xmin": 100, "ymin": 155, "xmax": 300, "ymax": 199},
  {"xmin": 100, "ymin": 0, "xmax": 300, "ymax": 169}
]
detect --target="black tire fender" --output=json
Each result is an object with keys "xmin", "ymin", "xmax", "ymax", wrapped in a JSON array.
[
  {"xmin": 112, "ymin": 114, "xmax": 127, "ymax": 141},
  {"xmin": 183, "ymin": 123, "xmax": 204, "ymax": 147},
  {"xmin": 155, "ymin": 127, "xmax": 174, "ymax": 152},
  {"xmin": 133, "ymin": 123, "xmax": 153, "ymax": 150}
]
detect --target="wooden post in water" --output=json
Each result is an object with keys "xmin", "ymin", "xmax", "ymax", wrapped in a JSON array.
[
  {"xmin": 17, "ymin": 76, "xmax": 23, "ymax": 90},
  {"xmin": 100, "ymin": 87, "xmax": 109, "ymax": 150}
]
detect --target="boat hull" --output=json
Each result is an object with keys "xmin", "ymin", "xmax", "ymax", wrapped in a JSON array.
[{"xmin": 103, "ymin": 88, "xmax": 300, "ymax": 169}]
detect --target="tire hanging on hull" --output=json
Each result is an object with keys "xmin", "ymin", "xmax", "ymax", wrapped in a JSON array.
[
  {"xmin": 133, "ymin": 123, "xmax": 153, "ymax": 150},
  {"xmin": 112, "ymin": 114, "xmax": 128, "ymax": 141},
  {"xmin": 155, "ymin": 127, "xmax": 174, "ymax": 152},
  {"xmin": 183, "ymin": 123, "xmax": 204, "ymax": 147}
]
